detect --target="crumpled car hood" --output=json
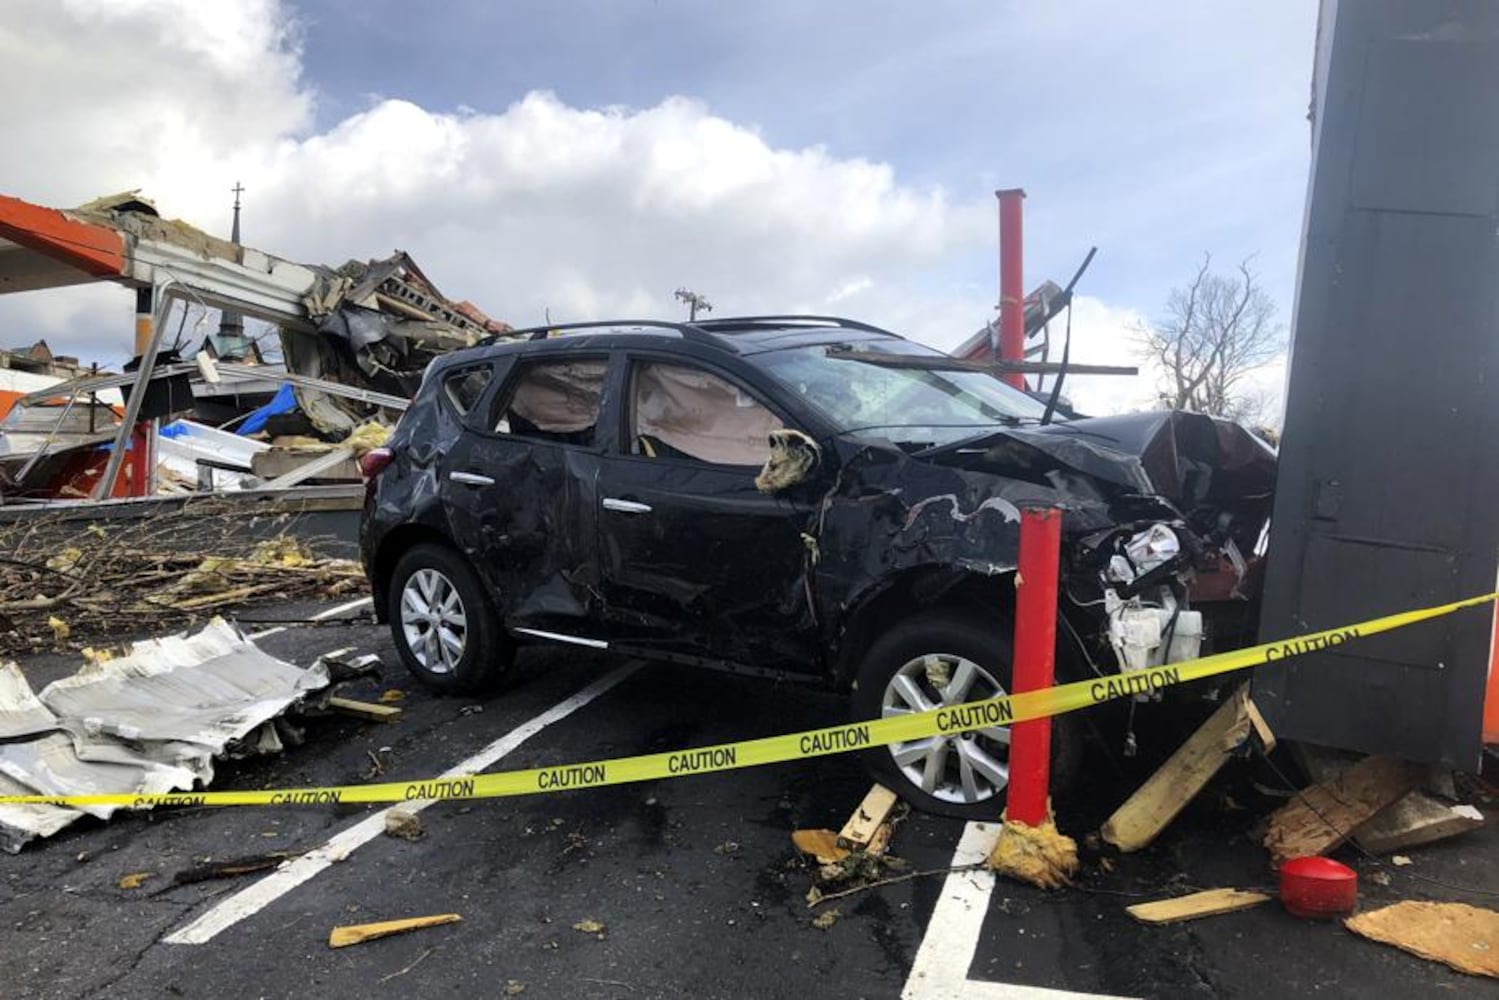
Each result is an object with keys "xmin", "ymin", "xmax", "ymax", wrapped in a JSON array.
[
  {"xmin": 1029, "ymin": 410, "xmax": 1277, "ymax": 508},
  {"xmin": 924, "ymin": 410, "xmax": 1277, "ymax": 512}
]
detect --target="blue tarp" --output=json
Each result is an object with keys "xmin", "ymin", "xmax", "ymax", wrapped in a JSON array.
[{"xmin": 237, "ymin": 383, "xmax": 297, "ymax": 436}]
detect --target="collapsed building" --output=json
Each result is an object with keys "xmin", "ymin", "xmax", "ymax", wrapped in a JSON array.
[{"xmin": 0, "ymin": 191, "xmax": 512, "ymax": 508}]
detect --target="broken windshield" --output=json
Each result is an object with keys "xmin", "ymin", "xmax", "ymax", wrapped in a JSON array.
[{"xmin": 751, "ymin": 341, "xmax": 1049, "ymax": 448}]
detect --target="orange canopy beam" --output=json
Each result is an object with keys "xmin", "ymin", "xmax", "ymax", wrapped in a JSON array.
[{"xmin": 0, "ymin": 194, "xmax": 126, "ymax": 279}]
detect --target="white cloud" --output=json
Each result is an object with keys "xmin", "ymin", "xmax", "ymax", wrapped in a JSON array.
[{"xmin": 0, "ymin": 0, "xmax": 1286, "ymax": 419}]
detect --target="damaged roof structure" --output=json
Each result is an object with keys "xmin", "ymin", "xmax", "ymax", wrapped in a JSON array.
[{"xmin": 0, "ymin": 191, "xmax": 513, "ymax": 503}]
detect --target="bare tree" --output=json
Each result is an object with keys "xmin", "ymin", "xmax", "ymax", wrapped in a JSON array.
[{"xmin": 1138, "ymin": 254, "xmax": 1284, "ymax": 422}]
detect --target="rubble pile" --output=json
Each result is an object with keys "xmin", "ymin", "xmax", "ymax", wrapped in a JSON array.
[{"xmin": 0, "ymin": 503, "xmax": 364, "ymax": 654}]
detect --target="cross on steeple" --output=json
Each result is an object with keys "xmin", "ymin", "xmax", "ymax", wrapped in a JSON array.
[{"xmin": 229, "ymin": 182, "xmax": 245, "ymax": 244}]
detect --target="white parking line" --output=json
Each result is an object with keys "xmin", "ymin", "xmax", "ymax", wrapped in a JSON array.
[
  {"xmin": 163, "ymin": 660, "xmax": 643, "ymax": 945},
  {"xmin": 902, "ymin": 821, "xmax": 1135, "ymax": 1000},
  {"xmin": 247, "ymin": 595, "xmax": 373, "ymax": 641}
]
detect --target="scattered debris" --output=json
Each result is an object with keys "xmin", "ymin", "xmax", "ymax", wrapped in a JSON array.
[
  {"xmin": 1263, "ymin": 756, "xmax": 1425, "ymax": 866},
  {"xmin": 503, "ymin": 982, "xmax": 526, "ymax": 996},
  {"xmin": 922, "ymin": 655, "xmax": 952, "ymax": 690},
  {"xmin": 754, "ymin": 429, "xmax": 820, "ymax": 494},
  {"xmin": 1126, "ymin": 888, "xmax": 1272, "ymax": 924},
  {"xmin": 572, "ymin": 918, "xmax": 606, "ymax": 937},
  {"xmin": 0, "ymin": 619, "xmax": 330, "ymax": 851},
  {"xmin": 987, "ymin": 816, "xmax": 1078, "ymax": 890},
  {"xmin": 865, "ymin": 821, "xmax": 895, "ymax": 857},
  {"xmin": 791, "ymin": 829, "xmax": 849, "ymax": 865},
  {"xmin": 170, "ymin": 852, "xmax": 299, "ymax": 885},
  {"xmin": 1391, "ymin": 855, "xmax": 1413, "ymax": 867},
  {"xmin": 838, "ymin": 783, "xmax": 898, "ymax": 850},
  {"xmin": 328, "ymin": 913, "xmax": 462, "ymax": 949},
  {"xmin": 379, "ymin": 689, "xmax": 406, "ymax": 704},
  {"xmin": 1101, "ymin": 685, "xmax": 1254, "ymax": 853},
  {"xmin": 1355, "ymin": 795, "xmax": 1485, "ymax": 855},
  {"xmin": 810, "ymin": 907, "xmax": 841, "ymax": 930},
  {"xmin": 117, "ymin": 871, "xmax": 153, "ymax": 890},
  {"xmin": 816, "ymin": 843, "xmax": 908, "ymax": 887},
  {"xmin": 0, "ymin": 506, "xmax": 363, "ymax": 654},
  {"xmin": 807, "ymin": 863, "xmax": 967, "ymax": 909},
  {"xmin": 379, "ymin": 947, "xmax": 435, "ymax": 984},
  {"xmin": 327, "ymin": 697, "xmax": 403, "ymax": 723},
  {"xmin": 1294, "ymin": 747, "xmax": 1486, "ymax": 855},
  {"xmin": 1345, "ymin": 901, "xmax": 1499, "ymax": 978},
  {"xmin": 384, "ymin": 809, "xmax": 424, "ymax": 842}
]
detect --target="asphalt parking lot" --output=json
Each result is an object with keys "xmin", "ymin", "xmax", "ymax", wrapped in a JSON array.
[{"xmin": 3, "ymin": 598, "xmax": 1495, "ymax": 1000}]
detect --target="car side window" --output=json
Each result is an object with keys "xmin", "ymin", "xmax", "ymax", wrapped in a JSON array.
[
  {"xmin": 629, "ymin": 361, "xmax": 784, "ymax": 466},
  {"xmin": 443, "ymin": 366, "xmax": 492, "ymax": 416},
  {"xmin": 493, "ymin": 358, "xmax": 607, "ymax": 446}
]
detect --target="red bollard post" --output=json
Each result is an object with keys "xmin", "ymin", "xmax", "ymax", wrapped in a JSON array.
[{"xmin": 1007, "ymin": 506, "xmax": 1062, "ymax": 826}]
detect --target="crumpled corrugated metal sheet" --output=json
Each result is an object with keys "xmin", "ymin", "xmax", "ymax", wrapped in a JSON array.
[{"xmin": 0, "ymin": 620, "xmax": 329, "ymax": 852}]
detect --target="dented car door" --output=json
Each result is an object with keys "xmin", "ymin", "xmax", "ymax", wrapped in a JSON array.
[
  {"xmin": 595, "ymin": 354, "xmax": 821, "ymax": 670},
  {"xmin": 438, "ymin": 354, "xmax": 610, "ymax": 637}
]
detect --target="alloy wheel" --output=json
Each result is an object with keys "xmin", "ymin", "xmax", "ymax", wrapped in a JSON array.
[
  {"xmin": 399, "ymin": 567, "xmax": 468, "ymax": 674},
  {"xmin": 880, "ymin": 653, "xmax": 1011, "ymax": 804}
]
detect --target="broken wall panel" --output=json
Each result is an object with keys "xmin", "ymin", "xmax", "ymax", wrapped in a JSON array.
[{"xmin": 1254, "ymin": 0, "xmax": 1499, "ymax": 768}]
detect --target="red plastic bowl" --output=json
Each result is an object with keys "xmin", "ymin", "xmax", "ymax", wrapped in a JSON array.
[{"xmin": 1279, "ymin": 856, "xmax": 1358, "ymax": 918}]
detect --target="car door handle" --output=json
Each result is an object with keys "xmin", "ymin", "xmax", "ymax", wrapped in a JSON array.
[
  {"xmin": 602, "ymin": 498, "xmax": 652, "ymax": 514},
  {"xmin": 449, "ymin": 471, "xmax": 495, "ymax": 487}
]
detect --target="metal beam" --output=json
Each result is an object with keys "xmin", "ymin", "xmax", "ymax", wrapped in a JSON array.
[
  {"xmin": 214, "ymin": 364, "xmax": 410, "ymax": 411},
  {"xmin": 92, "ymin": 284, "xmax": 170, "ymax": 499}
]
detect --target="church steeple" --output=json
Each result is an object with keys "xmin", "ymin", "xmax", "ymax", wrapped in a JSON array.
[{"xmin": 210, "ymin": 182, "xmax": 253, "ymax": 361}]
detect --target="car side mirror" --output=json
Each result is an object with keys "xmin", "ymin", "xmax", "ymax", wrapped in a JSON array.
[{"xmin": 755, "ymin": 429, "xmax": 823, "ymax": 495}]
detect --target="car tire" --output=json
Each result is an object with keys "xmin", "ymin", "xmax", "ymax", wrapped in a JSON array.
[
  {"xmin": 387, "ymin": 543, "xmax": 509, "ymax": 694},
  {"xmin": 850, "ymin": 611, "xmax": 1080, "ymax": 821}
]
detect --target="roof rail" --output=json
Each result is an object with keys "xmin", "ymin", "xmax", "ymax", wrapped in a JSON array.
[
  {"xmin": 484, "ymin": 314, "xmax": 901, "ymax": 349},
  {"xmin": 481, "ymin": 319, "xmax": 720, "ymax": 347},
  {"xmin": 691, "ymin": 315, "xmax": 899, "ymax": 337}
]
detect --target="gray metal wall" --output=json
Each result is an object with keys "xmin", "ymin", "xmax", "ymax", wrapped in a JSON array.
[{"xmin": 1255, "ymin": 0, "xmax": 1499, "ymax": 768}]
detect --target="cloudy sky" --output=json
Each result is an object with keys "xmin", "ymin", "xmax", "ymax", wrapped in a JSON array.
[{"xmin": 0, "ymin": 1, "xmax": 1315, "ymax": 417}]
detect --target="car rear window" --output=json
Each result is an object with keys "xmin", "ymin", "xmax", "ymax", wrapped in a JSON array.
[
  {"xmin": 493, "ymin": 358, "xmax": 607, "ymax": 446},
  {"xmin": 443, "ymin": 367, "xmax": 492, "ymax": 415}
]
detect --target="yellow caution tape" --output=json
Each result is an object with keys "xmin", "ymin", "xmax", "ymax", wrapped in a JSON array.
[{"xmin": 4, "ymin": 592, "xmax": 1494, "ymax": 810}]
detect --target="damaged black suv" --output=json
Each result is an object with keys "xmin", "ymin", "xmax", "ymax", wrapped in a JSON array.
[{"xmin": 360, "ymin": 316, "xmax": 1275, "ymax": 817}]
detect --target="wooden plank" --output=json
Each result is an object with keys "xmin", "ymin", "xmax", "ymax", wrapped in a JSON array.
[
  {"xmin": 1101, "ymin": 685, "xmax": 1251, "ymax": 852},
  {"xmin": 1262, "ymin": 755, "xmax": 1424, "ymax": 865},
  {"xmin": 1244, "ymin": 696, "xmax": 1276, "ymax": 753},
  {"xmin": 838, "ymin": 784, "xmax": 898, "ymax": 848},
  {"xmin": 790, "ymin": 829, "xmax": 849, "ymax": 864},
  {"xmin": 1346, "ymin": 901, "xmax": 1499, "ymax": 978},
  {"xmin": 1289, "ymin": 747, "xmax": 1483, "ymax": 855},
  {"xmin": 328, "ymin": 913, "xmax": 461, "ymax": 948},
  {"xmin": 327, "ymin": 697, "xmax": 403, "ymax": 723},
  {"xmin": 1354, "ymin": 794, "xmax": 1485, "ymax": 855},
  {"xmin": 259, "ymin": 446, "xmax": 357, "ymax": 489},
  {"xmin": 1126, "ymin": 888, "xmax": 1271, "ymax": 925},
  {"xmin": 865, "ymin": 821, "xmax": 894, "ymax": 858}
]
